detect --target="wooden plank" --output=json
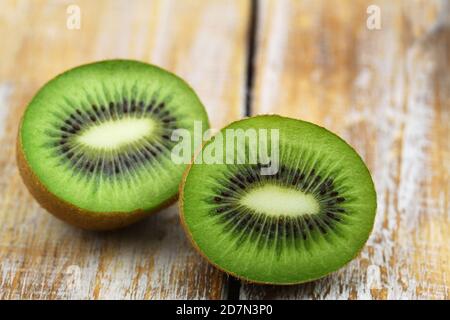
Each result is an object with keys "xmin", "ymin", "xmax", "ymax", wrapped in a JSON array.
[
  {"xmin": 0, "ymin": 0, "xmax": 249, "ymax": 299},
  {"xmin": 242, "ymin": 0, "xmax": 449, "ymax": 299}
]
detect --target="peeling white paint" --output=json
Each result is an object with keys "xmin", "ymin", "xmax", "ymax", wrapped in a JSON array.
[
  {"xmin": 258, "ymin": 0, "xmax": 289, "ymax": 114},
  {"xmin": 94, "ymin": 0, "xmax": 136, "ymax": 58},
  {"xmin": 0, "ymin": 83, "xmax": 13, "ymax": 138},
  {"xmin": 151, "ymin": 0, "xmax": 174, "ymax": 65},
  {"xmin": 398, "ymin": 48, "xmax": 435, "ymax": 231},
  {"xmin": 366, "ymin": 264, "xmax": 382, "ymax": 290},
  {"xmin": 177, "ymin": 1, "xmax": 243, "ymax": 126}
]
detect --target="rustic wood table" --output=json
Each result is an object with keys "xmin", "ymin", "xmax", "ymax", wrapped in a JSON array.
[{"xmin": 0, "ymin": 0, "xmax": 448, "ymax": 299}]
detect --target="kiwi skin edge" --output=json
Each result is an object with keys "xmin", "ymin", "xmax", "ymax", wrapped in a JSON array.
[
  {"xmin": 16, "ymin": 130, "xmax": 177, "ymax": 231},
  {"xmin": 178, "ymin": 115, "xmax": 377, "ymax": 285}
]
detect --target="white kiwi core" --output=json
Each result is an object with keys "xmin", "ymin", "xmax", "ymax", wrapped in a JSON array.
[
  {"xmin": 240, "ymin": 184, "xmax": 320, "ymax": 217},
  {"xmin": 77, "ymin": 118, "xmax": 156, "ymax": 149}
]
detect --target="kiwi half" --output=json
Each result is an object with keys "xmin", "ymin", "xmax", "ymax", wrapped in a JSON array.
[
  {"xmin": 180, "ymin": 115, "xmax": 376, "ymax": 284},
  {"xmin": 18, "ymin": 60, "xmax": 209, "ymax": 230}
]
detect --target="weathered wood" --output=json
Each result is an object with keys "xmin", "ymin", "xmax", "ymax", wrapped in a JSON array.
[
  {"xmin": 0, "ymin": 0, "xmax": 249, "ymax": 299},
  {"xmin": 242, "ymin": 0, "xmax": 449, "ymax": 299},
  {"xmin": 0, "ymin": 0, "xmax": 448, "ymax": 300}
]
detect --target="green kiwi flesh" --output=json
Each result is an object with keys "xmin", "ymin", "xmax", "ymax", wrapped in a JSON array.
[
  {"xmin": 18, "ymin": 60, "xmax": 209, "ymax": 229},
  {"xmin": 180, "ymin": 115, "xmax": 377, "ymax": 284}
]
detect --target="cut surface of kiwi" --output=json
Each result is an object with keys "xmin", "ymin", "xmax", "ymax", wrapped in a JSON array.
[
  {"xmin": 180, "ymin": 115, "xmax": 376, "ymax": 284},
  {"xmin": 18, "ymin": 60, "xmax": 209, "ymax": 230}
]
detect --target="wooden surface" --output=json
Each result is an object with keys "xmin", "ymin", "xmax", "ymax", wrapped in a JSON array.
[
  {"xmin": 0, "ymin": 0, "xmax": 248, "ymax": 299},
  {"xmin": 0, "ymin": 0, "xmax": 448, "ymax": 299}
]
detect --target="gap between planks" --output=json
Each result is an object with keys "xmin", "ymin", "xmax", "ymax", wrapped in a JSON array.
[{"xmin": 226, "ymin": 0, "xmax": 260, "ymax": 300}]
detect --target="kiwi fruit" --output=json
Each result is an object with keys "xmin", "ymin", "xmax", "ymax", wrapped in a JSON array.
[
  {"xmin": 17, "ymin": 60, "xmax": 209, "ymax": 230},
  {"xmin": 180, "ymin": 115, "xmax": 376, "ymax": 284}
]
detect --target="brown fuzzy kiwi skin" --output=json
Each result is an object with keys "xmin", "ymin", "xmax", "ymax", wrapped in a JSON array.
[
  {"xmin": 178, "ymin": 114, "xmax": 377, "ymax": 285},
  {"xmin": 16, "ymin": 129, "xmax": 177, "ymax": 231}
]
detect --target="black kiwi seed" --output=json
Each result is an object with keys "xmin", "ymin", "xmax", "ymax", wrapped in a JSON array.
[
  {"xmin": 164, "ymin": 116, "xmax": 176, "ymax": 122},
  {"xmin": 123, "ymin": 99, "xmax": 129, "ymax": 112},
  {"xmin": 326, "ymin": 212, "xmax": 341, "ymax": 222},
  {"xmin": 160, "ymin": 111, "xmax": 171, "ymax": 118},
  {"xmin": 221, "ymin": 191, "xmax": 231, "ymax": 197},
  {"xmin": 246, "ymin": 175, "xmax": 255, "ymax": 183},
  {"xmin": 216, "ymin": 207, "xmax": 227, "ymax": 214},
  {"xmin": 318, "ymin": 223, "xmax": 327, "ymax": 234},
  {"xmin": 146, "ymin": 101, "xmax": 154, "ymax": 112}
]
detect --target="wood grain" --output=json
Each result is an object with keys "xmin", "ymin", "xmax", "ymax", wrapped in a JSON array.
[
  {"xmin": 0, "ymin": 0, "xmax": 448, "ymax": 300},
  {"xmin": 0, "ymin": 0, "xmax": 249, "ymax": 299},
  {"xmin": 242, "ymin": 0, "xmax": 449, "ymax": 299}
]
